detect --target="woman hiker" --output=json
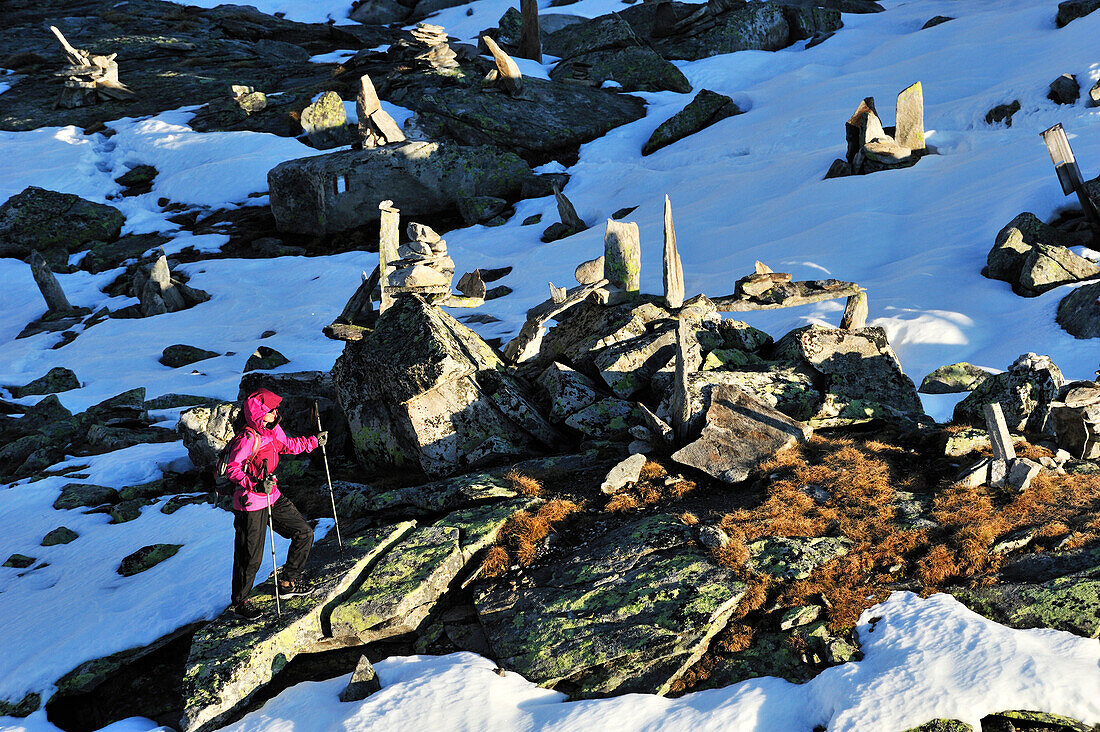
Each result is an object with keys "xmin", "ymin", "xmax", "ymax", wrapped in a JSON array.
[{"xmin": 225, "ymin": 388, "xmax": 328, "ymax": 619}]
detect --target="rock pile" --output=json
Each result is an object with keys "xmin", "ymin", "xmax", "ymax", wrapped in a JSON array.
[
  {"xmin": 355, "ymin": 74, "xmax": 405, "ymax": 148},
  {"xmin": 389, "ymin": 222, "xmax": 454, "ymax": 290},
  {"xmin": 397, "ymin": 23, "xmax": 460, "ymax": 72},
  {"xmin": 49, "ymin": 25, "xmax": 135, "ymax": 108},
  {"xmin": 828, "ymin": 83, "xmax": 927, "ymax": 177},
  {"xmin": 110, "ymin": 253, "xmax": 210, "ymax": 318},
  {"xmin": 983, "ymin": 212, "xmax": 1100, "ymax": 297}
]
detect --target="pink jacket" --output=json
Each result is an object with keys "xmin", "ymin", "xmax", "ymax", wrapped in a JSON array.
[{"xmin": 226, "ymin": 389, "xmax": 318, "ymax": 512}]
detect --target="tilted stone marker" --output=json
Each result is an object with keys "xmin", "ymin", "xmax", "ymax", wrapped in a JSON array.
[
  {"xmin": 50, "ymin": 25, "xmax": 135, "ymax": 108},
  {"xmin": 482, "ymin": 36, "xmax": 523, "ymax": 96},
  {"xmin": 984, "ymin": 403, "xmax": 1017, "ymax": 463},
  {"xmin": 604, "ymin": 219, "xmax": 641, "ymax": 295},
  {"xmin": 519, "ymin": 0, "xmax": 542, "ymax": 63},
  {"xmin": 378, "ymin": 201, "xmax": 400, "ymax": 314},
  {"xmin": 894, "ymin": 82, "xmax": 925, "ymax": 151},
  {"xmin": 671, "ymin": 317, "xmax": 693, "ymax": 443},
  {"xmin": 29, "ymin": 250, "xmax": 72, "ymax": 313},
  {"xmin": 839, "ymin": 291, "xmax": 868, "ymax": 329},
  {"xmin": 339, "ymin": 655, "xmax": 382, "ymax": 702},
  {"xmin": 1040, "ymin": 122, "xmax": 1100, "ymax": 231},
  {"xmin": 554, "ymin": 184, "xmax": 585, "ymax": 231},
  {"xmin": 663, "ymin": 195, "xmax": 685, "ymax": 309},
  {"xmin": 356, "ymin": 74, "xmax": 405, "ymax": 148}
]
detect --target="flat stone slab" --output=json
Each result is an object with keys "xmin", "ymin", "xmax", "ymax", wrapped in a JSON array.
[
  {"xmin": 953, "ymin": 572, "xmax": 1100, "ymax": 639},
  {"xmin": 475, "ymin": 513, "xmax": 746, "ymax": 698},
  {"xmin": 336, "ymin": 472, "xmax": 518, "ymax": 519},
  {"xmin": 714, "ymin": 280, "xmax": 861, "ymax": 312},
  {"xmin": 179, "ymin": 522, "xmax": 414, "ymax": 732},
  {"xmin": 434, "ymin": 497, "xmax": 540, "ymax": 561},
  {"xmin": 328, "ymin": 526, "xmax": 464, "ymax": 642}
]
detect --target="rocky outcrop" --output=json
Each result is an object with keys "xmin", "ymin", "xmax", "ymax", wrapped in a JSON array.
[
  {"xmin": 0, "ymin": 187, "xmax": 125, "ymax": 262},
  {"xmin": 268, "ymin": 141, "xmax": 536, "ymax": 234},
  {"xmin": 953, "ymin": 353, "xmax": 1064, "ymax": 433},
  {"xmin": 475, "ymin": 513, "xmax": 746, "ymax": 697},
  {"xmin": 1057, "ymin": 0, "xmax": 1100, "ymax": 26},
  {"xmin": 177, "ymin": 402, "xmax": 240, "ymax": 469},
  {"xmin": 983, "ymin": 213, "xmax": 1100, "ymax": 297},
  {"xmin": 1048, "ymin": 381, "xmax": 1100, "ymax": 459},
  {"xmin": 1057, "ymin": 281, "xmax": 1100, "ymax": 338},
  {"xmin": 642, "ymin": 89, "xmax": 743, "ymax": 156},
  {"xmin": 332, "ymin": 295, "xmax": 556, "ymax": 478}
]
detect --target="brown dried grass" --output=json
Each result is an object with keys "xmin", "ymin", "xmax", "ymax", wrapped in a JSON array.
[
  {"xmin": 480, "ymin": 546, "xmax": 510, "ymax": 577},
  {"xmin": 640, "ymin": 460, "xmax": 667, "ymax": 480},
  {"xmin": 505, "ymin": 470, "xmax": 543, "ymax": 497},
  {"xmin": 680, "ymin": 512, "xmax": 699, "ymax": 525},
  {"xmin": 605, "ymin": 494, "xmax": 640, "ymax": 512}
]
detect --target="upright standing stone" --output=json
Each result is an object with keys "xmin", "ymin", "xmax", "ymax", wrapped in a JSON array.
[
  {"xmin": 379, "ymin": 201, "xmax": 400, "ymax": 314},
  {"xmin": 671, "ymin": 317, "xmax": 692, "ymax": 443},
  {"xmin": 983, "ymin": 403, "xmax": 1016, "ymax": 463},
  {"xmin": 604, "ymin": 219, "xmax": 641, "ymax": 295},
  {"xmin": 339, "ymin": 655, "xmax": 382, "ymax": 702},
  {"xmin": 845, "ymin": 97, "xmax": 878, "ymax": 166},
  {"xmin": 839, "ymin": 291, "xmax": 867, "ymax": 330},
  {"xmin": 554, "ymin": 185, "xmax": 585, "ymax": 230},
  {"xmin": 663, "ymin": 195, "xmax": 684, "ymax": 310},
  {"xmin": 894, "ymin": 82, "xmax": 925, "ymax": 151},
  {"xmin": 482, "ymin": 36, "xmax": 523, "ymax": 96},
  {"xmin": 519, "ymin": 0, "xmax": 542, "ymax": 63},
  {"xmin": 30, "ymin": 250, "xmax": 72, "ymax": 313},
  {"xmin": 356, "ymin": 74, "xmax": 381, "ymax": 144}
]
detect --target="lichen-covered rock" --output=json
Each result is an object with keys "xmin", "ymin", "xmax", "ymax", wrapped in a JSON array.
[
  {"xmin": 537, "ymin": 362, "xmax": 601, "ymax": 423},
  {"xmin": 747, "ymin": 536, "xmax": 852, "ymax": 580},
  {"xmin": 41, "ymin": 526, "xmax": 79, "ymax": 546},
  {"xmin": 243, "ymin": 346, "xmax": 289, "ymax": 372},
  {"xmin": 475, "ymin": 513, "xmax": 746, "ymax": 697},
  {"xmin": 777, "ymin": 325, "xmax": 924, "ymax": 427},
  {"xmin": 0, "ymin": 186, "xmax": 125, "ymax": 259},
  {"xmin": 982, "ymin": 213, "xmax": 1099, "ymax": 296},
  {"xmin": 329, "ymin": 526, "xmax": 464, "ymax": 641},
  {"xmin": 903, "ymin": 719, "xmax": 974, "ymax": 732},
  {"xmin": 642, "ymin": 89, "xmax": 742, "ymax": 156},
  {"xmin": 434, "ymin": 496, "xmax": 540, "ymax": 561},
  {"xmin": 953, "ymin": 353, "xmax": 1064, "ymax": 432},
  {"xmin": 336, "ymin": 472, "xmax": 516, "ymax": 520},
  {"xmin": 919, "ymin": 362, "xmax": 990, "ymax": 394},
  {"xmin": 299, "ymin": 91, "xmax": 352, "ymax": 149},
  {"xmin": 672, "ymin": 384, "xmax": 811, "ymax": 485},
  {"xmin": 551, "ymin": 45, "xmax": 692, "ymax": 94},
  {"xmin": 269, "ymin": 141, "xmax": 536, "ymax": 235},
  {"xmin": 593, "ymin": 326, "xmax": 677, "ymax": 399},
  {"xmin": 179, "ymin": 523, "xmax": 413, "ymax": 732},
  {"xmin": 0, "ymin": 692, "xmax": 40, "ymax": 718},
  {"xmin": 1057, "ymin": 280, "xmax": 1100, "ymax": 339},
  {"xmin": 564, "ymin": 397, "xmax": 639, "ymax": 438},
  {"xmin": 117, "ymin": 544, "xmax": 182, "ymax": 576},
  {"xmin": 176, "ymin": 402, "xmax": 239, "ymax": 469},
  {"xmin": 716, "ymin": 319, "xmax": 773, "ymax": 352},
  {"xmin": 53, "ymin": 483, "xmax": 120, "ymax": 510},
  {"xmin": 3, "ymin": 553, "xmax": 35, "ymax": 568},
  {"xmin": 333, "ymin": 296, "xmax": 553, "ymax": 477},
  {"xmin": 988, "ymin": 710, "xmax": 1094, "ymax": 731},
  {"xmin": 8, "ymin": 367, "xmax": 80, "ymax": 398},
  {"xmin": 1049, "ymin": 382, "xmax": 1100, "ymax": 459},
  {"xmin": 540, "ymin": 299, "xmax": 669, "ymax": 372},
  {"xmin": 619, "ymin": 2, "xmax": 791, "ymax": 61},
  {"xmin": 661, "ymin": 367, "xmax": 821, "ymax": 423},
  {"xmin": 952, "ymin": 569, "xmax": 1100, "ymax": 639}
]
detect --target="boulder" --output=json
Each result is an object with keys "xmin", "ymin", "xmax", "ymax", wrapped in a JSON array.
[
  {"xmin": 268, "ymin": 141, "xmax": 536, "ymax": 235},
  {"xmin": 3, "ymin": 554, "xmax": 35, "ymax": 568},
  {"xmin": 243, "ymin": 346, "xmax": 289, "ymax": 372},
  {"xmin": 985, "ymin": 100, "xmax": 1021, "ymax": 127},
  {"xmin": 600, "ymin": 453, "xmax": 648, "ymax": 494},
  {"xmin": 539, "ymin": 299, "xmax": 670, "ymax": 372},
  {"xmin": 660, "ymin": 367, "xmax": 821, "ymax": 424},
  {"xmin": 592, "ymin": 325, "xmax": 677, "ymax": 399},
  {"xmin": 672, "ymin": 384, "xmax": 811, "ymax": 484},
  {"xmin": 1048, "ymin": 382, "xmax": 1100, "ymax": 459},
  {"xmin": 180, "ymin": 524, "xmax": 414, "ymax": 732},
  {"xmin": 117, "ymin": 544, "xmax": 182, "ymax": 577},
  {"xmin": 1057, "ymin": 281, "xmax": 1100, "ymax": 338},
  {"xmin": 1056, "ymin": 0, "xmax": 1100, "ymax": 26},
  {"xmin": 642, "ymin": 89, "xmax": 742, "ymax": 156},
  {"xmin": 387, "ymin": 76, "xmax": 646, "ymax": 157},
  {"xmin": 918, "ymin": 362, "xmax": 990, "ymax": 394},
  {"xmin": 1048, "ymin": 73, "xmax": 1080, "ymax": 105},
  {"xmin": 616, "ymin": 2, "xmax": 792, "ymax": 61},
  {"xmin": 953, "ymin": 353, "xmax": 1064, "ymax": 432},
  {"xmin": 329, "ymin": 526, "xmax": 464, "ymax": 641},
  {"xmin": 53, "ymin": 483, "xmax": 120, "ymax": 510},
  {"xmin": 0, "ymin": 187, "xmax": 124, "ymax": 260},
  {"xmin": 41, "ymin": 526, "xmax": 78, "ymax": 546},
  {"xmin": 475, "ymin": 513, "xmax": 746, "ymax": 697},
  {"xmin": 953, "ymin": 568, "xmax": 1100, "ymax": 639},
  {"xmin": 8, "ymin": 367, "xmax": 80, "ymax": 398},
  {"xmin": 176, "ymin": 402, "xmax": 239, "ymax": 469},
  {"xmin": 537, "ymin": 362, "xmax": 601, "ymax": 422},
  {"xmin": 339, "ymin": 656, "xmax": 381, "ymax": 702},
  {"xmin": 160, "ymin": 345, "xmax": 220, "ymax": 369},
  {"xmin": 777, "ymin": 325, "xmax": 924, "ymax": 427},
  {"xmin": 983, "ymin": 212, "xmax": 1100, "ymax": 296},
  {"xmin": 564, "ymin": 397, "xmax": 639, "ymax": 438},
  {"xmin": 299, "ymin": 91, "xmax": 353, "ymax": 149},
  {"xmin": 332, "ymin": 296, "xmax": 554, "ymax": 478}
]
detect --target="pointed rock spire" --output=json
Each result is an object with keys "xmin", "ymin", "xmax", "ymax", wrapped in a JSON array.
[{"xmin": 663, "ymin": 195, "xmax": 684, "ymax": 309}]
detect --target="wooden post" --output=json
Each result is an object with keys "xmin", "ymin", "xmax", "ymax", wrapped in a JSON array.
[
  {"xmin": 1041, "ymin": 123, "xmax": 1100, "ymax": 231},
  {"xmin": 604, "ymin": 219, "xmax": 641, "ymax": 295},
  {"xmin": 662, "ymin": 194, "xmax": 684, "ymax": 310},
  {"xmin": 519, "ymin": 0, "xmax": 542, "ymax": 63},
  {"xmin": 29, "ymin": 251, "xmax": 72, "ymax": 314},
  {"xmin": 378, "ymin": 201, "xmax": 400, "ymax": 314}
]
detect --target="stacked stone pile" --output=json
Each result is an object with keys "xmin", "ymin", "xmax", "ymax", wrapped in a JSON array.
[
  {"xmin": 827, "ymin": 83, "xmax": 927, "ymax": 177},
  {"xmin": 387, "ymin": 222, "xmax": 455, "ymax": 290},
  {"xmin": 404, "ymin": 24, "xmax": 460, "ymax": 71}
]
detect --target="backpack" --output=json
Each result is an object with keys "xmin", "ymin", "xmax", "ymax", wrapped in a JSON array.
[{"xmin": 211, "ymin": 428, "xmax": 260, "ymax": 497}]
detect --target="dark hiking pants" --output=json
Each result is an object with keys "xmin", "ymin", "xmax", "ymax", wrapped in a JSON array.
[{"xmin": 231, "ymin": 495, "xmax": 313, "ymax": 605}]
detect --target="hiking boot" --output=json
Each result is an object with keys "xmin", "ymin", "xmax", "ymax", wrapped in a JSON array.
[
  {"xmin": 231, "ymin": 600, "xmax": 263, "ymax": 620},
  {"xmin": 277, "ymin": 576, "xmax": 312, "ymax": 598}
]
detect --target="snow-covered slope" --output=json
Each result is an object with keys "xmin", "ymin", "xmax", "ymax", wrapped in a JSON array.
[{"xmin": 1, "ymin": 0, "xmax": 1099, "ymax": 730}]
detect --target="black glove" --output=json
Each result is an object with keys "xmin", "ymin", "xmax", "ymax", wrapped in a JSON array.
[
  {"xmin": 316, "ymin": 431, "xmax": 329, "ymax": 448},
  {"xmin": 257, "ymin": 475, "xmax": 276, "ymax": 494}
]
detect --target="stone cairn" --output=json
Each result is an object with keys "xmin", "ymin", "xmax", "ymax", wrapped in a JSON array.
[
  {"xmin": 827, "ymin": 82, "xmax": 926, "ymax": 177},
  {"xmin": 50, "ymin": 25, "xmax": 135, "ymax": 108},
  {"xmin": 356, "ymin": 74, "xmax": 405, "ymax": 148},
  {"xmin": 401, "ymin": 24, "xmax": 460, "ymax": 72}
]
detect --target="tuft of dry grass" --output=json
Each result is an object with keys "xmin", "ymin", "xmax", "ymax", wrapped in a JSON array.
[
  {"xmin": 480, "ymin": 546, "xmax": 510, "ymax": 577},
  {"xmin": 505, "ymin": 470, "xmax": 543, "ymax": 497},
  {"xmin": 680, "ymin": 512, "xmax": 699, "ymax": 525},
  {"xmin": 669, "ymin": 480, "xmax": 697, "ymax": 498},
  {"xmin": 538, "ymin": 499, "xmax": 581, "ymax": 523},
  {"xmin": 489, "ymin": 500, "xmax": 584, "ymax": 569},
  {"xmin": 640, "ymin": 460, "xmax": 667, "ymax": 480},
  {"xmin": 605, "ymin": 493, "xmax": 640, "ymax": 512}
]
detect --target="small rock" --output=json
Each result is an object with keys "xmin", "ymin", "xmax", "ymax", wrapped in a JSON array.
[
  {"xmin": 697, "ymin": 525, "xmax": 728, "ymax": 549},
  {"xmin": 160, "ymin": 344, "xmax": 220, "ymax": 368},
  {"xmin": 407, "ymin": 222, "xmax": 442, "ymax": 244},
  {"xmin": 918, "ymin": 362, "xmax": 990, "ymax": 394},
  {"xmin": 117, "ymin": 543, "xmax": 182, "ymax": 577},
  {"xmin": 600, "ymin": 453, "xmax": 647, "ymax": 494},
  {"xmin": 41, "ymin": 526, "xmax": 78, "ymax": 546},
  {"xmin": 985, "ymin": 100, "xmax": 1021, "ymax": 126},
  {"xmin": 8, "ymin": 367, "xmax": 80, "ymax": 398},
  {"xmin": 397, "ymin": 241, "xmax": 434, "ymax": 258},
  {"xmin": 920, "ymin": 15, "xmax": 952, "ymax": 29},
  {"xmin": 1089, "ymin": 79, "xmax": 1100, "ymax": 107},
  {"xmin": 53, "ymin": 483, "xmax": 119, "ymax": 510},
  {"xmin": 779, "ymin": 605, "xmax": 822, "ymax": 630},
  {"xmin": 1005, "ymin": 457, "xmax": 1042, "ymax": 492},
  {"xmin": 3, "ymin": 554, "xmax": 35, "ymax": 569},
  {"xmin": 575, "ymin": 256, "xmax": 605, "ymax": 285},
  {"xmin": 339, "ymin": 655, "xmax": 382, "ymax": 702},
  {"xmin": 114, "ymin": 165, "xmax": 158, "ymax": 189},
  {"xmin": 1048, "ymin": 73, "xmax": 1080, "ymax": 105},
  {"xmin": 244, "ymin": 346, "xmax": 290, "ymax": 373}
]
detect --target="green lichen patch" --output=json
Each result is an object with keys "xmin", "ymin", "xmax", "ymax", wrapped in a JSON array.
[
  {"xmin": 53, "ymin": 483, "xmax": 120, "ymax": 510},
  {"xmin": 435, "ymin": 497, "xmax": 540, "ymax": 560},
  {"xmin": 952, "ymin": 574, "xmax": 1100, "ymax": 639},
  {"xmin": 0, "ymin": 692, "xmax": 41, "ymax": 717},
  {"xmin": 329, "ymin": 526, "xmax": 463, "ymax": 639},
  {"xmin": 180, "ymin": 522, "xmax": 413, "ymax": 732},
  {"xmin": 117, "ymin": 544, "xmax": 182, "ymax": 577},
  {"xmin": 475, "ymin": 513, "xmax": 745, "ymax": 697}
]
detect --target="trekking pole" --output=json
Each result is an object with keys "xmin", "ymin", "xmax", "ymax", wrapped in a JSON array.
[
  {"xmin": 262, "ymin": 458, "xmax": 282, "ymax": 619},
  {"xmin": 313, "ymin": 401, "xmax": 343, "ymax": 552}
]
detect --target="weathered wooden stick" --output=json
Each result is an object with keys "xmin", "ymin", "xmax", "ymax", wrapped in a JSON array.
[{"xmin": 30, "ymin": 250, "xmax": 72, "ymax": 313}]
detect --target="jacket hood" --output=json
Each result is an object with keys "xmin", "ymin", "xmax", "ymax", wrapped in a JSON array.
[{"xmin": 243, "ymin": 388, "xmax": 282, "ymax": 432}]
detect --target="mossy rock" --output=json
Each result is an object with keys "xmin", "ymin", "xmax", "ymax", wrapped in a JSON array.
[
  {"xmin": 8, "ymin": 367, "xmax": 80, "ymax": 398},
  {"xmin": 81, "ymin": 232, "xmax": 171, "ymax": 274},
  {"xmin": 642, "ymin": 89, "xmax": 741, "ymax": 156},
  {"xmin": 41, "ymin": 526, "xmax": 78, "ymax": 546},
  {"xmin": 108, "ymin": 499, "xmax": 151, "ymax": 524},
  {"xmin": 952, "ymin": 573, "xmax": 1100, "ymax": 638},
  {"xmin": 918, "ymin": 362, "xmax": 989, "ymax": 395},
  {"xmin": 53, "ymin": 483, "xmax": 120, "ymax": 510},
  {"xmin": 747, "ymin": 536, "xmax": 852, "ymax": 580},
  {"xmin": 3, "ymin": 553, "xmax": 35, "ymax": 568},
  {"xmin": 903, "ymin": 720, "xmax": 973, "ymax": 732},
  {"xmin": 117, "ymin": 543, "xmax": 183, "ymax": 577},
  {"xmin": 0, "ymin": 186, "xmax": 125, "ymax": 259},
  {"xmin": 988, "ymin": 710, "xmax": 1093, "ymax": 731},
  {"xmin": 0, "ymin": 692, "xmax": 41, "ymax": 717},
  {"xmin": 161, "ymin": 494, "xmax": 213, "ymax": 514},
  {"xmin": 161, "ymin": 344, "xmax": 221, "ymax": 368},
  {"xmin": 114, "ymin": 164, "xmax": 158, "ymax": 188},
  {"xmin": 144, "ymin": 393, "xmax": 223, "ymax": 410}
]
